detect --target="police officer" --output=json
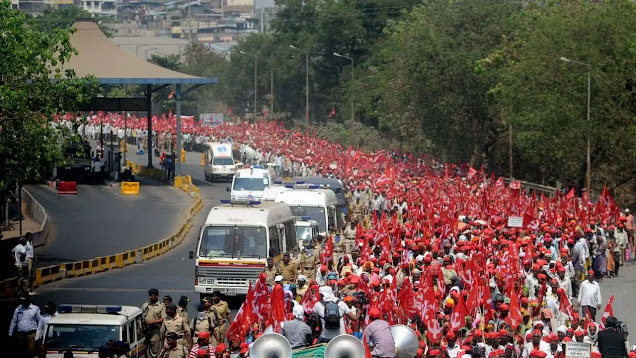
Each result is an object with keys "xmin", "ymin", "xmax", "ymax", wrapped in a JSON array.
[
  {"xmin": 343, "ymin": 222, "xmax": 357, "ymax": 255},
  {"xmin": 211, "ymin": 291, "xmax": 231, "ymax": 344},
  {"xmin": 278, "ymin": 252, "xmax": 298, "ymax": 284},
  {"xmin": 191, "ymin": 303, "xmax": 217, "ymax": 346},
  {"xmin": 202, "ymin": 297, "xmax": 220, "ymax": 343},
  {"xmin": 299, "ymin": 247, "xmax": 319, "ymax": 281},
  {"xmin": 177, "ymin": 296, "xmax": 189, "ymax": 323},
  {"xmin": 263, "ymin": 257, "xmax": 280, "ymax": 286},
  {"xmin": 161, "ymin": 303, "xmax": 192, "ymax": 349},
  {"xmin": 158, "ymin": 332, "xmax": 189, "ymax": 358},
  {"xmin": 142, "ymin": 288, "xmax": 166, "ymax": 358}
]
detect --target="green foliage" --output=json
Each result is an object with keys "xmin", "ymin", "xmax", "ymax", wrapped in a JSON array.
[
  {"xmin": 0, "ymin": 2, "xmax": 98, "ymax": 202},
  {"xmin": 33, "ymin": 6, "xmax": 112, "ymax": 37}
]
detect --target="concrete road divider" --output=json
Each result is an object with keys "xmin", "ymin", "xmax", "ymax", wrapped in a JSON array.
[
  {"xmin": 121, "ymin": 181, "xmax": 140, "ymax": 195},
  {"xmin": 58, "ymin": 181, "xmax": 77, "ymax": 194},
  {"xmin": 34, "ymin": 168, "xmax": 203, "ymax": 287}
]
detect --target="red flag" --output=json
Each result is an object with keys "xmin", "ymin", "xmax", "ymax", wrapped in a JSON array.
[
  {"xmin": 363, "ymin": 333, "xmax": 373, "ymax": 358},
  {"xmin": 269, "ymin": 284, "xmax": 286, "ymax": 332},
  {"xmin": 509, "ymin": 180, "xmax": 521, "ymax": 190},
  {"xmin": 426, "ymin": 316, "xmax": 443, "ymax": 343},
  {"xmin": 328, "ymin": 107, "xmax": 336, "ymax": 119},
  {"xmin": 506, "ymin": 289, "xmax": 523, "ymax": 329},
  {"xmin": 300, "ymin": 284, "xmax": 320, "ymax": 314},
  {"xmin": 565, "ymin": 188, "xmax": 575, "ymax": 201},
  {"xmin": 584, "ymin": 307, "xmax": 594, "ymax": 328},
  {"xmin": 396, "ymin": 278, "xmax": 416, "ymax": 323},
  {"xmin": 450, "ymin": 292, "xmax": 468, "ymax": 331},
  {"xmin": 321, "ymin": 236, "xmax": 334, "ymax": 266},
  {"xmin": 226, "ymin": 282, "xmax": 255, "ymax": 342},
  {"xmin": 601, "ymin": 296, "xmax": 614, "ymax": 324}
]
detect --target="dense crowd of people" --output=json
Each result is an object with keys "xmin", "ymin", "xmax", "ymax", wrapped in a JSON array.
[{"xmin": 32, "ymin": 114, "xmax": 636, "ymax": 358}]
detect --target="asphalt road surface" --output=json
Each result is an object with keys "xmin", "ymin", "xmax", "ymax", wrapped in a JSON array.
[
  {"xmin": 32, "ymin": 150, "xmax": 234, "ymax": 316},
  {"xmin": 29, "ymin": 175, "xmax": 191, "ymax": 266},
  {"xmin": 31, "ymin": 150, "xmax": 636, "ymax": 331}
]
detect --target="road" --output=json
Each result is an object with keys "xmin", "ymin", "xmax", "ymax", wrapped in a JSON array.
[
  {"xmin": 32, "ymin": 150, "xmax": 234, "ymax": 316},
  {"xmin": 29, "ymin": 175, "xmax": 191, "ymax": 267},
  {"xmin": 31, "ymin": 150, "xmax": 636, "ymax": 330}
]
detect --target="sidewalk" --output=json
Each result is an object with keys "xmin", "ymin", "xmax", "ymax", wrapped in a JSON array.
[{"xmin": 1, "ymin": 202, "xmax": 41, "ymax": 240}]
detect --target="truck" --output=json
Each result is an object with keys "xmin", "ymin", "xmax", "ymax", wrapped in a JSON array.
[
  {"xmin": 190, "ymin": 201, "xmax": 297, "ymax": 298},
  {"xmin": 204, "ymin": 142, "xmax": 239, "ymax": 182}
]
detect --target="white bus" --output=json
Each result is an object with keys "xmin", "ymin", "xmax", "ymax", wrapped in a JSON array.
[
  {"xmin": 42, "ymin": 305, "xmax": 145, "ymax": 358},
  {"xmin": 191, "ymin": 201, "xmax": 297, "ymax": 298},
  {"xmin": 274, "ymin": 188, "xmax": 341, "ymax": 236},
  {"xmin": 204, "ymin": 142, "xmax": 239, "ymax": 182},
  {"xmin": 230, "ymin": 166, "xmax": 274, "ymax": 202}
]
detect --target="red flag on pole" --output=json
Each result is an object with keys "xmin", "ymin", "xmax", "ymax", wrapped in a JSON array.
[{"xmin": 601, "ymin": 296, "xmax": 614, "ymax": 324}]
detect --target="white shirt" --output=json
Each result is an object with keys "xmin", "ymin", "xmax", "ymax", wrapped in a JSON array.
[
  {"xmin": 578, "ymin": 280, "xmax": 602, "ymax": 307},
  {"xmin": 447, "ymin": 345, "xmax": 461, "ymax": 358},
  {"xmin": 312, "ymin": 300, "xmax": 351, "ymax": 339},
  {"xmin": 521, "ymin": 341, "xmax": 550, "ymax": 358},
  {"xmin": 25, "ymin": 241, "xmax": 34, "ymax": 259},
  {"xmin": 12, "ymin": 244, "xmax": 26, "ymax": 266}
]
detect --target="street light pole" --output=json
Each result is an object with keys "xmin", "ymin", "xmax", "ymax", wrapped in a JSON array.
[
  {"xmin": 333, "ymin": 52, "xmax": 354, "ymax": 121},
  {"xmin": 240, "ymin": 51, "xmax": 258, "ymax": 118},
  {"xmin": 290, "ymin": 45, "xmax": 309, "ymax": 122},
  {"xmin": 560, "ymin": 56, "xmax": 591, "ymax": 193}
]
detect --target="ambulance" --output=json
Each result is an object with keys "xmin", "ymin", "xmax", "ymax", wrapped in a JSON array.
[
  {"xmin": 204, "ymin": 142, "xmax": 239, "ymax": 182},
  {"xmin": 274, "ymin": 187, "xmax": 342, "ymax": 236},
  {"xmin": 191, "ymin": 201, "xmax": 297, "ymax": 298},
  {"xmin": 229, "ymin": 166, "xmax": 274, "ymax": 202},
  {"xmin": 41, "ymin": 305, "xmax": 145, "ymax": 358}
]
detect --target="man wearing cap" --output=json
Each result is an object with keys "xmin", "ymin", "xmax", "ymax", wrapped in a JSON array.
[
  {"xmin": 296, "ymin": 275, "xmax": 309, "ymax": 299},
  {"xmin": 446, "ymin": 331, "xmax": 461, "ymax": 358},
  {"xmin": 313, "ymin": 286, "xmax": 361, "ymax": 343},
  {"xmin": 281, "ymin": 305, "xmax": 313, "ymax": 349},
  {"xmin": 210, "ymin": 291, "xmax": 230, "ymax": 344},
  {"xmin": 299, "ymin": 246, "xmax": 319, "ymax": 280},
  {"xmin": 556, "ymin": 267, "xmax": 572, "ymax": 299},
  {"xmin": 343, "ymin": 221, "xmax": 358, "ymax": 255},
  {"xmin": 9, "ymin": 293, "xmax": 42, "ymax": 358},
  {"xmin": 191, "ymin": 303, "xmax": 217, "ymax": 346},
  {"xmin": 159, "ymin": 332, "xmax": 189, "ymax": 358},
  {"xmin": 162, "ymin": 303, "xmax": 192, "ymax": 349},
  {"xmin": 189, "ymin": 331, "xmax": 215, "ymax": 358},
  {"xmin": 364, "ymin": 307, "xmax": 396, "ymax": 358},
  {"xmin": 578, "ymin": 271, "xmax": 601, "ymax": 321},
  {"xmin": 177, "ymin": 296, "xmax": 190, "ymax": 324},
  {"xmin": 263, "ymin": 257, "xmax": 280, "ymax": 287},
  {"xmin": 521, "ymin": 330, "xmax": 550, "ymax": 358},
  {"xmin": 278, "ymin": 252, "xmax": 298, "ymax": 284},
  {"xmin": 142, "ymin": 288, "xmax": 167, "ymax": 358}
]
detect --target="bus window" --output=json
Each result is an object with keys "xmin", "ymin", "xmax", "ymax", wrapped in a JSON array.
[
  {"xmin": 269, "ymin": 226, "xmax": 282, "ymax": 257},
  {"xmin": 284, "ymin": 221, "xmax": 297, "ymax": 251}
]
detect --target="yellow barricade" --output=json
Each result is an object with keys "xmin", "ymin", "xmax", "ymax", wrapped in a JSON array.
[
  {"xmin": 121, "ymin": 182, "xmax": 140, "ymax": 195},
  {"xmin": 181, "ymin": 149, "xmax": 186, "ymax": 163},
  {"xmin": 201, "ymin": 154, "xmax": 205, "ymax": 166}
]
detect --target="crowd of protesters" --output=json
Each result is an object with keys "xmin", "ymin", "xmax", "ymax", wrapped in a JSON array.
[{"xmin": 48, "ymin": 113, "xmax": 636, "ymax": 358}]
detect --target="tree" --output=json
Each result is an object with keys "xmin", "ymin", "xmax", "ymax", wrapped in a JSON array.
[
  {"xmin": 489, "ymin": 0, "xmax": 636, "ymax": 202},
  {"xmin": 32, "ymin": 6, "xmax": 112, "ymax": 37},
  {"xmin": 0, "ymin": 2, "xmax": 98, "ymax": 208}
]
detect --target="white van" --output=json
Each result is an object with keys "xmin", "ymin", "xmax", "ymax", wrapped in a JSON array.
[
  {"xmin": 204, "ymin": 142, "xmax": 239, "ymax": 182},
  {"xmin": 294, "ymin": 218, "xmax": 320, "ymax": 247},
  {"xmin": 42, "ymin": 305, "xmax": 145, "ymax": 358},
  {"xmin": 230, "ymin": 166, "xmax": 274, "ymax": 202},
  {"xmin": 261, "ymin": 185, "xmax": 292, "ymax": 201},
  {"xmin": 274, "ymin": 188, "xmax": 341, "ymax": 236},
  {"xmin": 191, "ymin": 201, "xmax": 297, "ymax": 298}
]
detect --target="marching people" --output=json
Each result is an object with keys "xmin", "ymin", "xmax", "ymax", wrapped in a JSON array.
[
  {"xmin": 578, "ymin": 271, "xmax": 602, "ymax": 321},
  {"xmin": 280, "ymin": 305, "xmax": 313, "ymax": 349},
  {"xmin": 161, "ymin": 303, "xmax": 192, "ymax": 349}
]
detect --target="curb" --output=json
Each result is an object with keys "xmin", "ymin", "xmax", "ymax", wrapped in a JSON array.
[{"xmin": 34, "ymin": 163, "xmax": 203, "ymax": 286}]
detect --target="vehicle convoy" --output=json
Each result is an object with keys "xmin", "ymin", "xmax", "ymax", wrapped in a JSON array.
[
  {"xmin": 274, "ymin": 186, "xmax": 343, "ymax": 236},
  {"xmin": 229, "ymin": 166, "xmax": 274, "ymax": 202},
  {"xmin": 191, "ymin": 201, "xmax": 297, "ymax": 298},
  {"xmin": 294, "ymin": 217, "xmax": 320, "ymax": 247},
  {"xmin": 42, "ymin": 305, "xmax": 145, "ymax": 358},
  {"xmin": 204, "ymin": 142, "xmax": 239, "ymax": 182},
  {"xmin": 56, "ymin": 140, "xmax": 93, "ymax": 183}
]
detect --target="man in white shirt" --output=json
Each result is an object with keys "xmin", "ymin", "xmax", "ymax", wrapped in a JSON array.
[
  {"xmin": 578, "ymin": 270, "xmax": 602, "ymax": 321},
  {"xmin": 24, "ymin": 232, "xmax": 34, "ymax": 293},
  {"xmin": 312, "ymin": 286, "xmax": 360, "ymax": 343},
  {"xmin": 37, "ymin": 302, "xmax": 58, "ymax": 340},
  {"xmin": 12, "ymin": 237, "xmax": 27, "ymax": 285},
  {"xmin": 521, "ymin": 330, "xmax": 551, "ymax": 358}
]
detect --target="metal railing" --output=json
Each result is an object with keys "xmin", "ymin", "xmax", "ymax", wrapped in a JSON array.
[{"xmin": 21, "ymin": 187, "xmax": 50, "ymax": 247}]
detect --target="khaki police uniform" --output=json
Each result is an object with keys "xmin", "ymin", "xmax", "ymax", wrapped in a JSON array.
[
  {"xmin": 176, "ymin": 307, "xmax": 189, "ymax": 324},
  {"xmin": 142, "ymin": 301, "xmax": 166, "ymax": 358},
  {"xmin": 213, "ymin": 301, "xmax": 230, "ymax": 343},
  {"xmin": 161, "ymin": 314, "xmax": 190, "ymax": 347},
  {"xmin": 278, "ymin": 260, "xmax": 298, "ymax": 284},
  {"xmin": 263, "ymin": 265, "xmax": 280, "ymax": 286},
  {"xmin": 159, "ymin": 345, "xmax": 189, "ymax": 358},
  {"xmin": 299, "ymin": 253, "xmax": 319, "ymax": 280},
  {"xmin": 191, "ymin": 315, "xmax": 218, "ymax": 347}
]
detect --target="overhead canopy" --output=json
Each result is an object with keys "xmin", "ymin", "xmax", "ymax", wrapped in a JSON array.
[{"xmin": 66, "ymin": 21, "xmax": 217, "ymax": 85}]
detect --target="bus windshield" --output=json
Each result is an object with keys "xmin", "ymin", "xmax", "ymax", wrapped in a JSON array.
[
  {"xmin": 232, "ymin": 177, "xmax": 269, "ymax": 191},
  {"xmin": 295, "ymin": 226, "xmax": 314, "ymax": 244},
  {"xmin": 45, "ymin": 324, "xmax": 118, "ymax": 351},
  {"xmin": 289, "ymin": 206, "xmax": 326, "ymax": 233},
  {"xmin": 213, "ymin": 157, "xmax": 234, "ymax": 166},
  {"xmin": 199, "ymin": 226, "xmax": 267, "ymax": 258}
]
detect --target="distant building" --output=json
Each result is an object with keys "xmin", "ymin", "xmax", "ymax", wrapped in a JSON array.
[
  {"xmin": 79, "ymin": 0, "xmax": 117, "ymax": 16},
  {"xmin": 11, "ymin": 0, "xmax": 74, "ymax": 16},
  {"xmin": 253, "ymin": 0, "xmax": 279, "ymax": 33}
]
